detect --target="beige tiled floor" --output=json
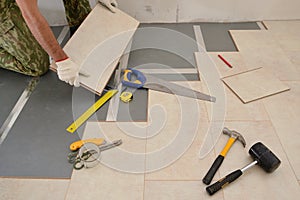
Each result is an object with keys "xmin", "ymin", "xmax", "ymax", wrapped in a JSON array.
[
  {"xmin": 1, "ymin": 20, "xmax": 300, "ymax": 200},
  {"xmin": 0, "ymin": 179, "xmax": 69, "ymax": 200}
]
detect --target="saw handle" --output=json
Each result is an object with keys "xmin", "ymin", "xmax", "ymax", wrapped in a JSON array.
[
  {"xmin": 121, "ymin": 68, "xmax": 146, "ymax": 88},
  {"xmin": 206, "ymin": 169, "xmax": 243, "ymax": 195},
  {"xmin": 202, "ymin": 155, "xmax": 224, "ymax": 185}
]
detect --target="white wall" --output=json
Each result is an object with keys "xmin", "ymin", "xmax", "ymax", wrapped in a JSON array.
[{"xmin": 38, "ymin": 0, "xmax": 300, "ymax": 25}]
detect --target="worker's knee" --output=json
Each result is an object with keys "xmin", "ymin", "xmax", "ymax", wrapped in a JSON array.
[
  {"xmin": 0, "ymin": 47, "xmax": 50, "ymax": 77},
  {"xmin": 0, "ymin": 4, "xmax": 50, "ymax": 77}
]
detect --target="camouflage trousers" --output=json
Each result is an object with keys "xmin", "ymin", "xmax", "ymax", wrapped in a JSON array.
[{"xmin": 0, "ymin": 1, "xmax": 91, "ymax": 76}]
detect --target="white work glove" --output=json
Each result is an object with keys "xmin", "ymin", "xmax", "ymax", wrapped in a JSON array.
[
  {"xmin": 55, "ymin": 58, "xmax": 88, "ymax": 87},
  {"xmin": 98, "ymin": 0, "xmax": 118, "ymax": 13}
]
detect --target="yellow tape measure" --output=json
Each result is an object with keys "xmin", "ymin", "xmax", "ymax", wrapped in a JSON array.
[
  {"xmin": 120, "ymin": 91, "xmax": 133, "ymax": 103},
  {"xmin": 66, "ymin": 89, "xmax": 118, "ymax": 133}
]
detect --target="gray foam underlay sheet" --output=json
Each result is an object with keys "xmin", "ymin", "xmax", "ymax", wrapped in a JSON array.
[
  {"xmin": 195, "ymin": 22, "xmax": 260, "ymax": 52},
  {"xmin": 0, "ymin": 71, "xmax": 108, "ymax": 178},
  {"xmin": 117, "ymin": 88, "xmax": 148, "ymax": 122},
  {"xmin": 128, "ymin": 23, "xmax": 198, "ymax": 70},
  {"xmin": 0, "ymin": 69, "xmax": 31, "ymax": 127},
  {"xmin": 51, "ymin": 26, "xmax": 70, "ymax": 47}
]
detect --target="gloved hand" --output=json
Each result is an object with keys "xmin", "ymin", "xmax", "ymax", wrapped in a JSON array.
[
  {"xmin": 55, "ymin": 58, "xmax": 87, "ymax": 87},
  {"xmin": 99, "ymin": 0, "xmax": 118, "ymax": 13}
]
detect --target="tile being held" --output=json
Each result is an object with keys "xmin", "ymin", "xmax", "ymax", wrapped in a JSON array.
[{"xmin": 62, "ymin": 4, "xmax": 139, "ymax": 95}]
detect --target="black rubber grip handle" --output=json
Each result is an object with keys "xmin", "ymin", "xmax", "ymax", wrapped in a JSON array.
[
  {"xmin": 202, "ymin": 155, "xmax": 224, "ymax": 185},
  {"xmin": 206, "ymin": 169, "xmax": 243, "ymax": 195}
]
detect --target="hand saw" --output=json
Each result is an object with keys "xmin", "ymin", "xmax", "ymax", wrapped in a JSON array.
[{"xmin": 121, "ymin": 68, "xmax": 216, "ymax": 102}]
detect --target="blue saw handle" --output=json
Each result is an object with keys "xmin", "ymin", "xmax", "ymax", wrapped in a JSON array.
[{"xmin": 121, "ymin": 68, "xmax": 146, "ymax": 88}]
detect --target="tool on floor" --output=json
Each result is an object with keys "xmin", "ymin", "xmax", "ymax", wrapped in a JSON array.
[
  {"xmin": 218, "ymin": 54, "xmax": 233, "ymax": 68},
  {"xmin": 69, "ymin": 138, "xmax": 106, "ymax": 151},
  {"xmin": 66, "ymin": 89, "xmax": 118, "ymax": 133},
  {"xmin": 120, "ymin": 68, "xmax": 216, "ymax": 102},
  {"xmin": 70, "ymin": 139, "xmax": 123, "ymax": 170},
  {"xmin": 119, "ymin": 68, "xmax": 146, "ymax": 103},
  {"xmin": 0, "ymin": 77, "xmax": 39, "ymax": 145},
  {"xmin": 202, "ymin": 127, "xmax": 246, "ymax": 185},
  {"xmin": 206, "ymin": 142, "xmax": 281, "ymax": 195},
  {"xmin": 120, "ymin": 90, "xmax": 133, "ymax": 102}
]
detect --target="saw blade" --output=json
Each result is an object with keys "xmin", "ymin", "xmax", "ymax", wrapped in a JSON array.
[{"xmin": 144, "ymin": 74, "xmax": 216, "ymax": 102}]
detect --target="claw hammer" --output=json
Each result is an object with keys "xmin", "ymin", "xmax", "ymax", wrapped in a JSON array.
[{"xmin": 202, "ymin": 127, "xmax": 246, "ymax": 185}]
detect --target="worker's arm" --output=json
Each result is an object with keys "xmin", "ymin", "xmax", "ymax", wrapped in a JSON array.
[
  {"xmin": 16, "ymin": 0, "xmax": 83, "ymax": 86},
  {"xmin": 15, "ymin": 0, "xmax": 67, "ymax": 61}
]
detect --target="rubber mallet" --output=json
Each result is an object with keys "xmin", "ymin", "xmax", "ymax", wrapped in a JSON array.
[{"xmin": 206, "ymin": 142, "xmax": 281, "ymax": 195}]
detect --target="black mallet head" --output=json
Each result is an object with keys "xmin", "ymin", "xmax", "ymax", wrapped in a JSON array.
[{"xmin": 249, "ymin": 142, "xmax": 281, "ymax": 173}]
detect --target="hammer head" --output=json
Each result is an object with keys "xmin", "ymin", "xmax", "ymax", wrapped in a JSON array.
[
  {"xmin": 249, "ymin": 142, "xmax": 281, "ymax": 173},
  {"xmin": 223, "ymin": 127, "xmax": 246, "ymax": 147}
]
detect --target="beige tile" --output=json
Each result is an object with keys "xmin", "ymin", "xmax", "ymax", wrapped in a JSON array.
[
  {"xmin": 263, "ymin": 20, "xmax": 300, "ymax": 39},
  {"xmin": 230, "ymin": 30, "xmax": 300, "ymax": 81},
  {"xmin": 263, "ymin": 21, "xmax": 300, "ymax": 52},
  {"xmin": 66, "ymin": 166, "xmax": 144, "ymax": 200},
  {"xmin": 285, "ymin": 51, "xmax": 300, "ymax": 70},
  {"xmin": 81, "ymin": 122, "xmax": 147, "ymax": 173},
  {"xmin": 65, "ymin": 122, "xmax": 145, "ymax": 200},
  {"xmin": 263, "ymin": 81, "xmax": 300, "ymax": 179},
  {"xmin": 62, "ymin": 4, "xmax": 139, "ymax": 95},
  {"xmin": 213, "ymin": 121, "xmax": 300, "ymax": 200},
  {"xmin": 201, "ymin": 81, "xmax": 269, "ymax": 121},
  {"xmin": 208, "ymin": 52, "xmax": 260, "ymax": 78},
  {"xmin": 263, "ymin": 20, "xmax": 300, "ymax": 37},
  {"xmin": 144, "ymin": 181, "xmax": 224, "ymax": 200},
  {"xmin": 145, "ymin": 121, "xmax": 220, "ymax": 181},
  {"xmin": 145, "ymin": 82, "xmax": 212, "ymax": 177},
  {"xmin": 0, "ymin": 178, "xmax": 69, "ymax": 200},
  {"xmin": 222, "ymin": 68, "xmax": 290, "ymax": 103}
]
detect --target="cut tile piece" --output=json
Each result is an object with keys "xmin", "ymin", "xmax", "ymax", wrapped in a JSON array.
[
  {"xmin": 201, "ymin": 81, "xmax": 269, "ymax": 121},
  {"xmin": 208, "ymin": 52, "xmax": 260, "ymax": 78},
  {"xmin": 215, "ymin": 121, "xmax": 300, "ymax": 200},
  {"xmin": 62, "ymin": 4, "xmax": 139, "ymax": 95},
  {"xmin": 0, "ymin": 178, "xmax": 69, "ymax": 200},
  {"xmin": 263, "ymin": 81, "xmax": 300, "ymax": 180},
  {"xmin": 222, "ymin": 68, "xmax": 290, "ymax": 103},
  {"xmin": 144, "ymin": 181, "xmax": 224, "ymax": 200},
  {"xmin": 230, "ymin": 30, "xmax": 300, "ymax": 81}
]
